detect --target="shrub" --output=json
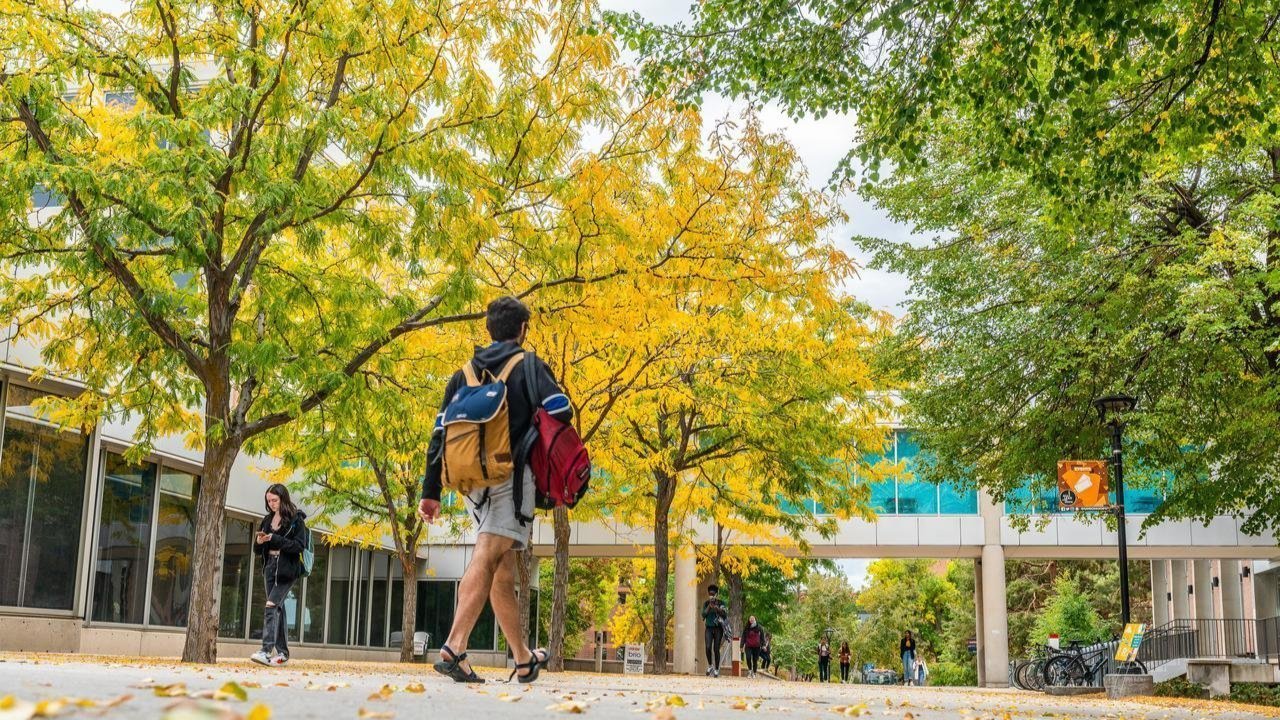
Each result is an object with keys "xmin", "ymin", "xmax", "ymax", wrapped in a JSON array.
[{"xmin": 929, "ymin": 661, "xmax": 978, "ymax": 687}]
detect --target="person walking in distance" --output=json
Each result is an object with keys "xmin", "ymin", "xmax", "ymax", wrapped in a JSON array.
[
  {"xmin": 249, "ymin": 484, "xmax": 308, "ymax": 667},
  {"xmin": 418, "ymin": 297, "xmax": 573, "ymax": 684},
  {"xmin": 741, "ymin": 616, "xmax": 768, "ymax": 678},
  {"xmin": 839, "ymin": 641, "xmax": 851, "ymax": 683},
  {"xmin": 701, "ymin": 584, "xmax": 728, "ymax": 677},
  {"xmin": 914, "ymin": 655, "xmax": 929, "ymax": 687},
  {"xmin": 900, "ymin": 630, "xmax": 917, "ymax": 686},
  {"xmin": 817, "ymin": 638, "xmax": 832, "ymax": 682}
]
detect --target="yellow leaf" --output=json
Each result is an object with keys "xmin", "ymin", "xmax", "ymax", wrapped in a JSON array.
[
  {"xmin": 0, "ymin": 695, "xmax": 36, "ymax": 720},
  {"xmin": 154, "ymin": 684, "xmax": 188, "ymax": 698},
  {"xmin": 403, "ymin": 683, "xmax": 425, "ymax": 694},
  {"xmin": 546, "ymin": 701, "xmax": 587, "ymax": 713},
  {"xmin": 215, "ymin": 682, "xmax": 248, "ymax": 702},
  {"xmin": 357, "ymin": 709, "xmax": 394, "ymax": 719},
  {"xmin": 246, "ymin": 705, "xmax": 271, "ymax": 720},
  {"xmin": 666, "ymin": 696, "xmax": 686, "ymax": 707}
]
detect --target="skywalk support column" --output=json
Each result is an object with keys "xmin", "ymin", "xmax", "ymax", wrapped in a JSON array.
[
  {"xmin": 1152, "ymin": 560, "xmax": 1171, "ymax": 627},
  {"xmin": 974, "ymin": 562, "xmax": 986, "ymax": 687},
  {"xmin": 1221, "ymin": 560, "xmax": 1245, "ymax": 656},
  {"xmin": 673, "ymin": 547, "xmax": 697, "ymax": 675},
  {"xmin": 1171, "ymin": 560, "xmax": 1191, "ymax": 621},
  {"xmin": 978, "ymin": 490, "xmax": 1009, "ymax": 687},
  {"xmin": 1194, "ymin": 560, "xmax": 1214, "ymax": 620}
]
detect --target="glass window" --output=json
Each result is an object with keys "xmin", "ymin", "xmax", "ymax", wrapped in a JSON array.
[
  {"xmin": 149, "ymin": 469, "xmax": 198, "ymax": 626},
  {"xmin": 92, "ymin": 454, "xmax": 157, "ymax": 624},
  {"xmin": 468, "ymin": 601, "xmax": 496, "ymax": 651},
  {"xmin": 303, "ymin": 541, "xmax": 329, "ymax": 643},
  {"xmin": 219, "ymin": 518, "xmax": 253, "ymax": 638},
  {"xmin": 388, "ymin": 560, "xmax": 404, "ymax": 648},
  {"xmin": 416, "ymin": 580, "xmax": 455, "ymax": 651},
  {"xmin": 328, "ymin": 546, "xmax": 352, "ymax": 645},
  {"xmin": 862, "ymin": 433, "xmax": 896, "ymax": 514},
  {"xmin": 940, "ymin": 481, "xmax": 979, "ymax": 514},
  {"xmin": 354, "ymin": 550, "xmax": 371, "ymax": 645},
  {"xmin": 0, "ymin": 385, "xmax": 90, "ymax": 610},
  {"xmin": 895, "ymin": 431, "xmax": 938, "ymax": 514},
  {"xmin": 370, "ymin": 553, "xmax": 389, "ymax": 647}
]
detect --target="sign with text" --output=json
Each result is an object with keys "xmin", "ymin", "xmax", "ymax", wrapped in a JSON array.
[
  {"xmin": 1115, "ymin": 623, "xmax": 1146, "ymax": 662},
  {"xmin": 623, "ymin": 644, "xmax": 645, "ymax": 674},
  {"xmin": 1057, "ymin": 460, "xmax": 1110, "ymax": 510}
]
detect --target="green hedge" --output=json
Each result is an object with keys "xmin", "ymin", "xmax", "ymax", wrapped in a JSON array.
[{"xmin": 1154, "ymin": 679, "xmax": 1280, "ymax": 708}]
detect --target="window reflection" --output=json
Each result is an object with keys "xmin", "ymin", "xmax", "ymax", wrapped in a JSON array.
[
  {"xmin": 219, "ymin": 518, "xmax": 253, "ymax": 638},
  {"xmin": 0, "ymin": 384, "xmax": 90, "ymax": 610},
  {"xmin": 92, "ymin": 454, "xmax": 157, "ymax": 624},
  {"xmin": 150, "ymin": 469, "xmax": 198, "ymax": 626}
]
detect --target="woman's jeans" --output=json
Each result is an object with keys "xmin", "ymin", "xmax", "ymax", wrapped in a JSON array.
[
  {"xmin": 261, "ymin": 555, "xmax": 295, "ymax": 657},
  {"xmin": 818, "ymin": 657, "xmax": 831, "ymax": 682},
  {"xmin": 746, "ymin": 647, "xmax": 761, "ymax": 673},
  {"xmin": 840, "ymin": 662, "xmax": 850, "ymax": 682},
  {"xmin": 902, "ymin": 652, "xmax": 914, "ymax": 683}
]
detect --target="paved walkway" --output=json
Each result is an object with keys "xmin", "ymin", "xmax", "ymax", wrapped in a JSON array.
[{"xmin": 1, "ymin": 654, "xmax": 1275, "ymax": 719}]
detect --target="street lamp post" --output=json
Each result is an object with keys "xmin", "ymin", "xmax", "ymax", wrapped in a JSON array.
[{"xmin": 1094, "ymin": 393, "xmax": 1138, "ymax": 627}]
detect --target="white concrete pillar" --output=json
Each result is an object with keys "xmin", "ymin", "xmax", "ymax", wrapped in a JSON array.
[
  {"xmin": 672, "ymin": 546, "xmax": 697, "ymax": 675},
  {"xmin": 1242, "ymin": 561, "xmax": 1257, "ymax": 622},
  {"xmin": 1171, "ymin": 560, "xmax": 1191, "ymax": 621},
  {"xmin": 974, "ymin": 559, "xmax": 986, "ymax": 688},
  {"xmin": 1256, "ymin": 568, "xmax": 1280, "ymax": 620},
  {"xmin": 1152, "ymin": 560, "xmax": 1171, "ymax": 627},
  {"xmin": 1193, "ymin": 560, "xmax": 1214, "ymax": 620},
  {"xmin": 1212, "ymin": 560, "xmax": 1226, "ymax": 619},
  {"xmin": 1221, "ymin": 560, "xmax": 1246, "ymax": 656},
  {"xmin": 980, "ymin": 544, "xmax": 1010, "ymax": 688}
]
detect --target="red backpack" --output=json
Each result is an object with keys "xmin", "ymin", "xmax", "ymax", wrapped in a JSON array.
[{"xmin": 514, "ymin": 354, "xmax": 591, "ymax": 523}]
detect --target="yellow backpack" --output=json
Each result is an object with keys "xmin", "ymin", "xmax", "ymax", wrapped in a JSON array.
[{"xmin": 440, "ymin": 353, "xmax": 524, "ymax": 495}]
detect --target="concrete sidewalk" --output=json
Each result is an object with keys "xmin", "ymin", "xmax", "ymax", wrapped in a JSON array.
[{"xmin": 1, "ymin": 654, "xmax": 1274, "ymax": 719}]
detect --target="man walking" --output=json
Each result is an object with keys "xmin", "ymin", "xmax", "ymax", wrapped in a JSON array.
[
  {"xmin": 701, "ymin": 584, "xmax": 728, "ymax": 677},
  {"xmin": 418, "ymin": 297, "xmax": 573, "ymax": 684}
]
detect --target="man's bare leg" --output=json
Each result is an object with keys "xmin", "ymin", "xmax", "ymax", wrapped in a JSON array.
[
  {"xmin": 441, "ymin": 533, "xmax": 513, "ymax": 673},
  {"xmin": 490, "ymin": 548, "xmax": 535, "ymax": 674}
]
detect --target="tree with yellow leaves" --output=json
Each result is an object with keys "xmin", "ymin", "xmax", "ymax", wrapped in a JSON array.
[{"xmin": 0, "ymin": 0, "xmax": 654, "ymax": 662}]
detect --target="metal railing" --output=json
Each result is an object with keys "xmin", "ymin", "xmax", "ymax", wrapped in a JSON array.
[{"xmin": 1139, "ymin": 618, "xmax": 1280, "ymax": 664}]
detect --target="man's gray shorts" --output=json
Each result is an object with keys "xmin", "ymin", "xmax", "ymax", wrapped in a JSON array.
[{"xmin": 465, "ymin": 468, "xmax": 534, "ymax": 550}]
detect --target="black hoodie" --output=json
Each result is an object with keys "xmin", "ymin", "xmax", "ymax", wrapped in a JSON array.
[
  {"xmin": 256, "ymin": 510, "xmax": 308, "ymax": 583},
  {"xmin": 421, "ymin": 341, "xmax": 572, "ymax": 502}
]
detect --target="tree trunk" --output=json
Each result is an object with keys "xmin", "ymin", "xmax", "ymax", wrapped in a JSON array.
[
  {"xmin": 726, "ymin": 566, "xmax": 744, "ymax": 640},
  {"xmin": 651, "ymin": 503, "xmax": 671, "ymax": 674},
  {"xmin": 399, "ymin": 553, "xmax": 418, "ymax": 662},
  {"xmin": 548, "ymin": 505, "xmax": 571, "ymax": 670},
  {"xmin": 517, "ymin": 544, "xmax": 536, "ymax": 649},
  {"xmin": 182, "ymin": 435, "xmax": 240, "ymax": 663}
]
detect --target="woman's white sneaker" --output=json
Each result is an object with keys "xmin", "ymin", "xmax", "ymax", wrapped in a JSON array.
[
  {"xmin": 269, "ymin": 655, "xmax": 288, "ymax": 666},
  {"xmin": 250, "ymin": 651, "xmax": 271, "ymax": 666}
]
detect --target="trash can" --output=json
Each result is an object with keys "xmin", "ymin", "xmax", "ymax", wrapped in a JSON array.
[{"xmin": 413, "ymin": 632, "xmax": 430, "ymax": 663}]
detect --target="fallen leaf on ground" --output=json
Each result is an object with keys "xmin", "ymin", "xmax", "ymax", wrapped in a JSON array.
[
  {"xmin": 246, "ymin": 705, "xmax": 271, "ymax": 720},
  {"xmin": 497, "ymin": 693, "xmax": 523, "ymax": 703},
  {"xmin": 240, "ymin": 682, "xmax": 262, "ymax": 689},
  {"xmin": 403, "ymin": 683, "xmax": 425, "ymax": 694},
  {"xmin": 546, "ymin": 701, "xmax": 588, "ymax": 714},
  {"xmin": 356, "ymin": 709, "xmax": 394, "ymax": 719},
  {"xmin": 158, "ymin": 699, "xmax": 240, "ymax": 720},
  {"xmin": 832, "ymin": 704, "xmax": 869, "ymax": 717},
  {"xmin": 366, "ymin": 685, "xmax": 395, "ymax": 702},
  {"xmin": 0, "ymin": 695, "xmax": 36, "ymax": 720},
  {"xmin": 154, "ymin": 684, "xmax": 189, "ymax": 698},
  {"xmin": 215, "ymin": 682, "xmax": 249, "ymax": 702},
  {"xmin": 666, "ymin": 696, "xmax": 687, "ymax": 707}
]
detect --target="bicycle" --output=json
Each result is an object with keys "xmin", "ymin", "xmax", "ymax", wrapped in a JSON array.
[{"xmin": 1042, "ymin": 639, "xmax": 1145, "ymax": 687}]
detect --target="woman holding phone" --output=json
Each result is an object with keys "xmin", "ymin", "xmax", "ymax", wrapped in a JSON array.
[{"xmin": 250, "ymin": 484, "xmax": 308, "ymax": 666}]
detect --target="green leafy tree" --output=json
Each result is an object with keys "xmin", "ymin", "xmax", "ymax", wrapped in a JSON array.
[
  {"xmin": 0, "ymin": 0, "xmax": 639, "ymax": 662},
  {"xmin": 1032, "ymin": 575, "xmax": 1107, "ymax": 648}
]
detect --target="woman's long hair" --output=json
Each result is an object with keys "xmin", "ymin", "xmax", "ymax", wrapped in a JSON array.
[
  {"xmin": 264, "ymin": 483, "xmax": 299, "ymax": 523},
  {"xmin": 841, "ymin": 641, "xmax": 850, "ymax": 654}
]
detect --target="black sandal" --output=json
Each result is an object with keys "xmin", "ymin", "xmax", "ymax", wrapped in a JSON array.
[
  {"xmin": 508, "ymin": 648, "xmax": 549, "ymax": 684},
  {"xmin": 435, "ymin": 644, "xmax": 484, "ymax": 684}
]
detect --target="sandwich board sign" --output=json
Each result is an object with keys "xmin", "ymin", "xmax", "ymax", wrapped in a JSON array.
[
  {"xmin": 624, "ymin": 644, "xmax": 645, "ymax": 674},
  {"xmin": 1057, "ymin": 460, "xmax": 1109, "ymax": 511},
  {"xmin": 1115, "ymin": 623, "xmax": 1146, "ymax": 662}
]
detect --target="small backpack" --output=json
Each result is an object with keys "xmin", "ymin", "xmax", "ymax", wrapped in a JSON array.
[
  {"xmin": 513, "ymin": 353, "xmax": 591, "ymax": 523},
  {"xmin": 441, "ymin": 353, "xmax": 525, "ymax": 495},
  {"xmin": 300, "ymin": 524, "xmax": 314, "ymax": 577}
]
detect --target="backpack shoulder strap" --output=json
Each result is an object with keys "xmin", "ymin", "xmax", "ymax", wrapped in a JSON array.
[
  {"xmin": 461, "ymin": 361, "xmax": 481, "ymax": 387},
  {"xmin": 494, "ymin": 352, "xmax": 525, "ymax": 382}
]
